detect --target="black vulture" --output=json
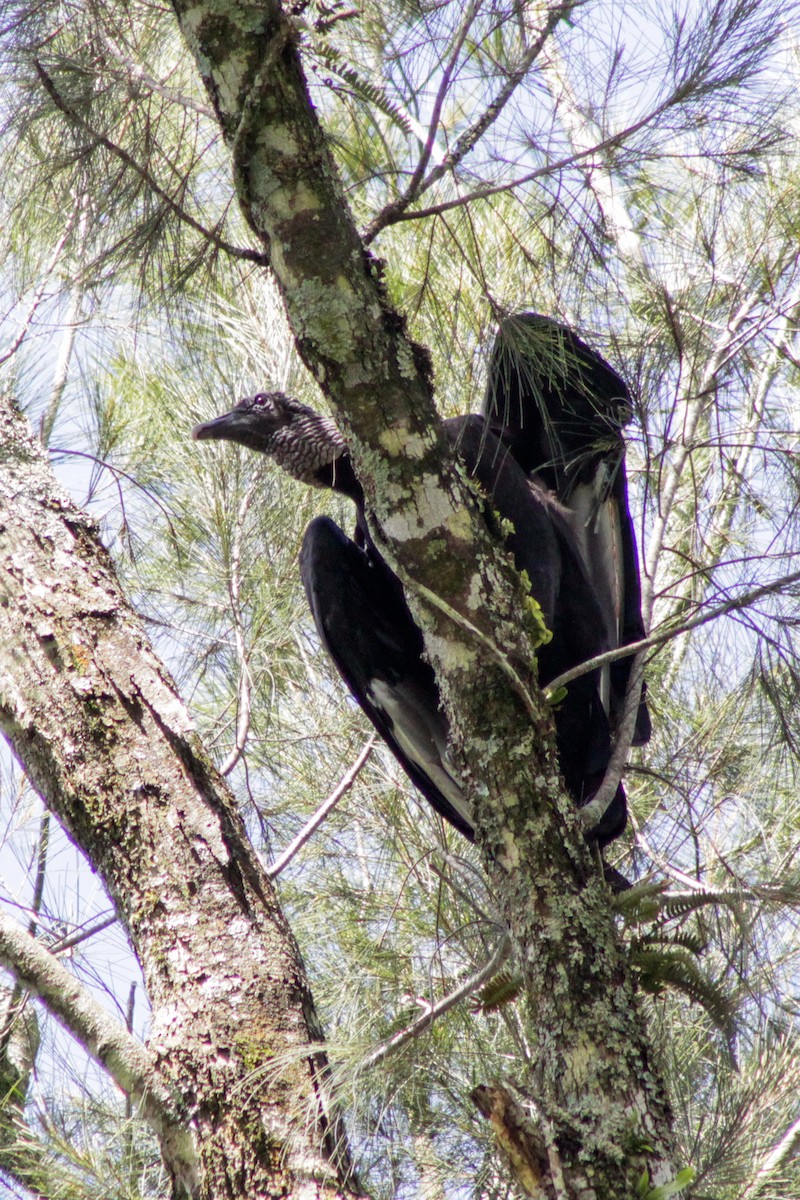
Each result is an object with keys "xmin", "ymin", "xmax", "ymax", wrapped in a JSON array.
[
  {"xmin": 483, "ymin": 313, "xmax": 650, "ymax": 746},
  {"xmin": 193, "ymin": 372, "xmax": 638, "ymax": 850}
]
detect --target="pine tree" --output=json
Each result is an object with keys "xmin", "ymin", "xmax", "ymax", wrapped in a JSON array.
[{"xmin": 0, "ymin": 0, "xmax": 798, "ymax": 1196}]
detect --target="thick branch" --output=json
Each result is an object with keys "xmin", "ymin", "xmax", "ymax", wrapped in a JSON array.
[
  {"xmin": 0, "ymin": 397, "xmax": 360, "ymax": 1200},
  {"xmin": 0, "ymin": 911, "xmax": 198, "ymax": 1194},
  {"xmin": 169, "ymin": 3, "xmax": 679, "ymax": 1195}
]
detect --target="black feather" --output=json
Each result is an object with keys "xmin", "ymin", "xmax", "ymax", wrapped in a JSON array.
[{"xmin": 193, "ymin": 314, "xmax": 649, "ymax": 852}]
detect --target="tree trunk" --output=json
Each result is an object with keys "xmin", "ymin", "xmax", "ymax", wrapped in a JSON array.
[
  {"xmin": 169, "ymin": 3, "xmax": 679, "ymax": 1196},
  {"xmin": 0, "ymin": 396, "xmax": 362, "ymax": 1200}
]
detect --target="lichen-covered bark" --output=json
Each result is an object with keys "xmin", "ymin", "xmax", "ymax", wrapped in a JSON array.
[
  {"xmin": 169, "ymin": 3, "xmax": 678, "ymax": 1196},
  {"xmin": 0, "ymin": 399, "xmax": 361, "ymax": 1200}
]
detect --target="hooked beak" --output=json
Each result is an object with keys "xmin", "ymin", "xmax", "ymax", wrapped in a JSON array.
[
  {"xmin": 192, "ymin": 406, "xmax": 278, "ymax": 453},
  {"xmin": 192, "ymin": 409, "xmax": 244, "ymax": 442}
]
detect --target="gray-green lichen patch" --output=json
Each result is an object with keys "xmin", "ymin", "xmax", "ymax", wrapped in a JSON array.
[
  {"xmin": 423, "ymin": 629, "xmax": 477, "ymax": 672},
  {"xmin": 378, "ymin": 425, "xmax": 432, "ymax": 460},
  {"xmin": 382, "ymin": 478, "xmax": 473, "ymax": 542}
]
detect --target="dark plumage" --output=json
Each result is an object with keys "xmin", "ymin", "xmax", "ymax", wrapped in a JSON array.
[
  {"xmin": 483, "ymin": 313, "xmax": 650, "ymax": 745},
  {"xmin": 193, "ymin": 365, "xmax": 640, "ymax": 849}
]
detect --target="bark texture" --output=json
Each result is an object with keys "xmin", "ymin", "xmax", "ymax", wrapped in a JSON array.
[
  {"xmin": 169, "ymin": 3, "xmax": 678, "ymax": 1196},
  {"xmin": 0, "ymin": 399, "xmax": 361, "ymax": 1200}
]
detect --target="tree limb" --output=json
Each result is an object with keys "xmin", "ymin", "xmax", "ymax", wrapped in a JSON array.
[{"xmin": 0, "ymin": 910, "xmax": 199, "ymax": 1197}]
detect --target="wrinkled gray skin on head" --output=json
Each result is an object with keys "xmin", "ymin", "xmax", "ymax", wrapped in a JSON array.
[{"xmin": 193, "ymin": 392, "xmax": 346, "ymax": 486}]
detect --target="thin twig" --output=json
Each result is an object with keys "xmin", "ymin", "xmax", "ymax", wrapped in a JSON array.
[
  {"xmin": 50, "ymin": 912, "xmax": 117, "ymax": 954},
  {"xmin": 0, "ymin": 212, "xmax": 76, "ymax": 367},
  {"xmin": 49, "ymin": 446, "xmax": 181, "ymax": 546},
  {"xmin": 577, "ymin": 653, "xmax": 645, "ymax": 830},
  {"xmin": 359, "ymin": 936, "xmax": 511, "ymax": 1071},
  {"xmin": 365, "ymin": 0, "xmax": 579, "ymax": 240},
  {"xmin": 34, "ymin": 60, "xmax": 267, "ymax": 267},
  {"xmin": 545, "ymin": 567, "xmax": 800, "ymax": 698},
  {"xmin": 268, "ymin": 738, "xmax": 375, "ymax": 877},
  {"xmin": 220, "ymin": 481, "xmax": 258, "ymax": 776}
]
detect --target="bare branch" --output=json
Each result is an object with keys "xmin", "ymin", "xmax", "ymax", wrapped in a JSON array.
[
  {"xmin": 99, "ymin": 30, "xmax": 217, "ymax": 119},
  {"xmin": 33, "ymin": 60, "xmax": 268, "ymax": 268},
  {"xmin": 359, "ymin": 936, "xmax": 511, "ymax": 1071},
  {"xmin": 365, "ymin": 0, "xmax": 581, "ymax": 240},
  {"xmin": 545, "ymin": 567, "xmax": 800, "ymax": 697},
  {"xmin": 365, "ymin": 70, "xmax": 739, "ymax": 231},
  {"xmin": 268, "ymin": 737, "xmax": 375, "ymax": 877},
  {"xmin": 747, "ymin": 1112, "xmax": 800, "ymax": 1198},
  {"xmin": 50, "ymin": 913, "xmax": 117, "ymax": 954},
  {"xmin": 578, "ymin": 654, "xmax": 646, "ymax": 832},
  {"xmin": 365, "ymin": 0, "xmax": 481, "ymax": 236}
]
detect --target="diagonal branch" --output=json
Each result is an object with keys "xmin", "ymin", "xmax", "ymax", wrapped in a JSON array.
[
  {"xmin": 0, "ymin": 211, "xmax": 77, "ymax": 368},
  {"xmin": 0, "ymin": 910, "xmax": 198, "ymax": 1197},
  {"xmin": 268, "ymin": 737, "xmax": 375, "ymax": 877},
  {"xmin": 545, "ymin": 566, "xmax": 800, "ymax": 698},
  {"xmin": 359, "ymin": 936, "xmax": 511, "ymax": 1070},
  {"xmin": 365, "ymin": 0, "xmax": 481, "ymax": 237},
  {"xmin": 33, "ymin": 60, "xmax": 268, "ymax": 268},
  {"xmin": 365, "ymin": 0, "xmax": 581, "ymax": 240},
  {"xmin": 367, "ymin": 69, "xmax": 736, "ymax": 232}
]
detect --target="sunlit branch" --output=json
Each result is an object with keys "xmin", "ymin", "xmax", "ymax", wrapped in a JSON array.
[
  {"xmin": 359, "ymin": 935, "xmax": 511, "ymax": 1070},
  {"xmin": 0, "ymin": 911, "xmax": 197, "ymax": 1194},
  {"xmin": 268, "ymin": 737, "xmax": 375, "ymax": 877},
  {"xmin": 99, "ymin": 31, "xmax": 217, "ymax": 119},
  {"xmin": 748, "ymin": 1112, "xmax": 800, "ymax": 1197}
]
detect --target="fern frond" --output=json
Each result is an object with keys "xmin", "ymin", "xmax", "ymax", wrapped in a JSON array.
[
  {"xmin": 311, "ymin": 43, "xmax": 413, "ymax": 137},
  {"xmin": 634, "ymin": 949, "xmax": 735, "ymax": 1040},
  {"xmin": 636, "ymin": 931, "xmax": 707, "ymax": 957},
  {"xmin": 614, "ymin": 881, "xmax": 742, "ymax": 927},
  {"xmin": 656, "ymin": 890, "xmax": 743, "ymax": 922},
  {"xmin": 474, "ymin": 969, "xmax": 524, "ymax": 1013}
]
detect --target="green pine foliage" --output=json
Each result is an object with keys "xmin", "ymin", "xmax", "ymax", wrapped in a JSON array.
[{"xmin": 1, "ymin": 0, "xmax": 800, "ymax": 1196}]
